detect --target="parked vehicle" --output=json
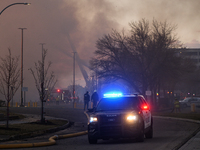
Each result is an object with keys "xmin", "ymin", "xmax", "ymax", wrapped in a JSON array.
[{"xmin": 179, "ymin": 97, "xmax": 200, "ymax": 107}]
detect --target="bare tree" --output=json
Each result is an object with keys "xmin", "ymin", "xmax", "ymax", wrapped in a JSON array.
[
  {"xmin": 90, "ymin": 29, "xmax": 135, "ymax": 90},
  {"xmin": 90, "ymin": 19, "xmax": 195, "ymax": 104},
  {"xmin": 29, "ymin": 49, "xmax": 57, "ymax": 123},
  {"xmin": 0, "ymin": 49, "xmax": 20, "ymax": 128}
]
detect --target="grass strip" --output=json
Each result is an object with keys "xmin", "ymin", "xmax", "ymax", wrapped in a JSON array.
[{"xmin": 0, "ymin": 119, "xmax": 68, "ymax": 136}]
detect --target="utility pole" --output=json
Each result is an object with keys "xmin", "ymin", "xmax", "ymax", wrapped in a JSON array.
[
  {"xmin": 40, "ymin": 43, "xmax": 45, "ymax": 123},
  {"xmin": 73, "ymin": 52, "xmax": 76, "ymax": 108},
  {"xmin": 19, "ymin": 28, "xmax": 26, "ymax": 107}
]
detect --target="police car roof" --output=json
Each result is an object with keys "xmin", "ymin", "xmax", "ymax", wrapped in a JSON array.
[{"xmin": 103, "ymin": 94, "xmax": 143, "ymax": 98}]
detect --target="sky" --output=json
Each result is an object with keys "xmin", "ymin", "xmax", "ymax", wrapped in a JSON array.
[{"xmin": 0, "ymin": 0, "xmax": 200, "ymax": 103}]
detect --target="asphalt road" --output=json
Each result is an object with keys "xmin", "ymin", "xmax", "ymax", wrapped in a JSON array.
[{"xmin": 0, "ymin": 103, "xmax": 199, "ymax": 150}]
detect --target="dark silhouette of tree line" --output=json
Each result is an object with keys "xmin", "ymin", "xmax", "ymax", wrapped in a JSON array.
[{"xmin": 90, "ymin": 19, "xmax": 196, "ymax": 107}]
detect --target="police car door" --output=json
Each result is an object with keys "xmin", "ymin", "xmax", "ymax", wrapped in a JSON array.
[{"xmin": 139, "ymin": 97, "xmax": 151, "ymax": 128}]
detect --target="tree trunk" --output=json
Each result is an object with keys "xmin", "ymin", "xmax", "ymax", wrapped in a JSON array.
[{"xmin": 6, "ymin": 101, "xmax": 9, "ymax": 128}]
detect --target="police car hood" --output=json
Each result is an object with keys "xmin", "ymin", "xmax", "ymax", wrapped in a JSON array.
[{"xmin": 94, "ymin": 109, "xmax": 138, "ymax": 116}]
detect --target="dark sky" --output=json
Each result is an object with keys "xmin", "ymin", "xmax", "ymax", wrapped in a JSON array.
[{"xmin": 0, "ymin": 0, "xmax": 200, "ymax": 102}]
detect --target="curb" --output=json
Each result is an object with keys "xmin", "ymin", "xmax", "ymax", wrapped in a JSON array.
[
  {"xmin": 0, "ymin": 131, "xmax": 88, "ymax": 149},
  {"xmin": 153, "ymin": 115, "xmax": 200, "ymax": 124}
]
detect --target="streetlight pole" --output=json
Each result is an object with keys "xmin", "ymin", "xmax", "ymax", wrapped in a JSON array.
[
  {"xmin": 19, "ymin": 28, "xmax": 27, "ymax": 107},
  {"xmin": 73, "ymin": 52, "xmax": 76, "ymax": 108},
  {"xmin": 0, "ymin": 2, "xmax": 30, "ymax": 108},
  {"xmin": 0, "ymin": 3, "xmax": 31, "ymax": 15}
]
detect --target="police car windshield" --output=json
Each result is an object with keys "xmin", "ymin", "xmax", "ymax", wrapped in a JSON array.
[{"xmin": 96, "ymin": 97, "xmax": 138, "ymax": 111}]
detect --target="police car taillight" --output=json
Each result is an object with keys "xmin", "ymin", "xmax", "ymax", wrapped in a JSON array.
[{"xmin": 141, "ymin": 105, "xmax": 149, "ymax": 110}]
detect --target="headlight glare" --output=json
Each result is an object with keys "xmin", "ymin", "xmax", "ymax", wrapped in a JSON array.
[
  {"xmin": 90, "ymin": 117, "xmax": 98, "ymax": 123},
  {"xmin": 127, "ymin": 115, "xmax": 137, "ymax": 121}
]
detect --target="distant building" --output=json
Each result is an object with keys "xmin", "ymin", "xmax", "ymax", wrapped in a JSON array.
[{"xmin": 176, "ymin": 48, "xmax": 200, "ymax": 68}]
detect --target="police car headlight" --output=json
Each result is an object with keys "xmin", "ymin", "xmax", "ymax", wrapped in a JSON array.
[
  {"xmin": 127, "ymin": 114, "xmax": 137, "ymax": 121},
  {"xmin": 90, "ymin": 116, "xmax": 98, "ymax": 123}
]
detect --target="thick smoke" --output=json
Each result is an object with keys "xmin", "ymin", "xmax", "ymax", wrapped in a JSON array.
[{"xmin": 0, "ymin": 0, "xmax": 199, "ymax": 102}]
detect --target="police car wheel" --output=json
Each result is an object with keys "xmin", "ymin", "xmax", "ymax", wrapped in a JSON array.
[
  {"xmin": 88, "ymin": 136, "xmax": 97, "ymax": 144},
  {"xmin": 145, "ymin": 123, "xmax": 153, "ymax": 139},
  {"xmin": 136, "ymin": 125, "xmax": 144, "ymax": 142}
]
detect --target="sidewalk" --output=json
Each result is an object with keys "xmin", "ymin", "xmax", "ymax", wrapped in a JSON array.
[
  {"xmin": 0, "ymin": 114, "xmax": 63, "ymax": 125},
  {"xmin": 0, "ymin": 114, "xmax": 41, "ymax": 125},
  {"xmin": 179, "ymin": 131, "xmax": 200, "ymax": 150}
]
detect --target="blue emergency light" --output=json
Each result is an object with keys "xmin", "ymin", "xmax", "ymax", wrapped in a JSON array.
[{"xmin": 103, "ymin": 93, "xmax": 123, "ymax": 97}]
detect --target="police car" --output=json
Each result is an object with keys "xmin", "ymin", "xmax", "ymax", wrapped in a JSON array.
[{"xmin": 88, "ymin": 93, "xmax": 153, "ymax": 144}]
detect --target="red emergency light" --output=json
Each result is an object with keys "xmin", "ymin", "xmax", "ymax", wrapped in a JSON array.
[{"xmin": 141, "ymin": 105, "xmax": 149, "ymax": 110}]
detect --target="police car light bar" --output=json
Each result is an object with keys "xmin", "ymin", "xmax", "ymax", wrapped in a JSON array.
[{"xmin": 103, "ymin": 93, "xmax": 122, "ymax": 97}]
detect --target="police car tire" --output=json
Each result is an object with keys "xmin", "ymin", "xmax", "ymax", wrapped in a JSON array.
[
  {"xmin": 136, "ymin": 124, "xmax": 144, "ymax": 142},
  {"xmin": 145, "ymin": 123, "xmax": 153, "ymax": 139},
  {"xmin": 88, "ymin": 136, "xmax": 97, "ymax": 144}
]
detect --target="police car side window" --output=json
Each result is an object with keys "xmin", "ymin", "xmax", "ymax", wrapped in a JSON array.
[
  {"xmin": 138, "ymin": 97, "xmax": 146, "ymax": 107},
  {"xmin": 139, "ymin": 97, "xmax": 146, "ymax": 105}
]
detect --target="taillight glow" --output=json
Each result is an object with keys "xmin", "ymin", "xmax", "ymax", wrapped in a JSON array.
[{"xmin": 142, "ymin": 105, "xmax": 149, "ymax": 110}]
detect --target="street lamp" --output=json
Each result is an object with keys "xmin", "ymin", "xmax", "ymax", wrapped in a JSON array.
[
  {"xmin": 0, "ymin": 3, "xmax": 31, "ymax": 15},
  {"xmin": 0, "ymin": 2, "xmax": 30, "ymax": 107}
]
